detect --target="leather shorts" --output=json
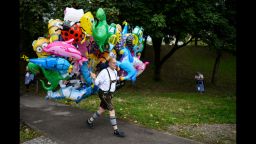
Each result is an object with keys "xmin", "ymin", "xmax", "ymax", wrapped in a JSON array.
[{"xmin": 98, "ymin": 89, "xmax": 114, "ymax": 111}]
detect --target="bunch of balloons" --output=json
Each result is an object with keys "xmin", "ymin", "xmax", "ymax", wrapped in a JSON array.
[{"xmin": 22, "ymin": 7, "xmax": 149, "ymax": 103}]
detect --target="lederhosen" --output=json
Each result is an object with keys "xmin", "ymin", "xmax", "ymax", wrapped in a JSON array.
[{"xmin": 99, "ymin": 68, "xmax": 117, "ymax": 111}]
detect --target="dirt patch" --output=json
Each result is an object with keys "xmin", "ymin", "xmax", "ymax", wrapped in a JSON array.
[{"xmin": 168, "ymin": 124, "xmax": 236, "ymax": 144}]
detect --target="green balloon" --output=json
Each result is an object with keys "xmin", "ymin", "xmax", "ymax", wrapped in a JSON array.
[
  {"xmin": 27, "ymin": 62, "xmax": 40, "ymax": 74},
  {"xmin": 27, "ymin": 62, "xmax": 70, "ymax": 91},
  {"xmin": 39, "ymin": 67, "xmax": 70, "ymax": 91},
  {"xmin": 92, "ymin": 8, "xmax": 109, "ymax": 52}
]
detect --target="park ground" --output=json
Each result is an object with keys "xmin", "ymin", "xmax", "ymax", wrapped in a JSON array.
[{"xmin": 20, "ymin": 44, "xmax": 236, "ymax": 144}]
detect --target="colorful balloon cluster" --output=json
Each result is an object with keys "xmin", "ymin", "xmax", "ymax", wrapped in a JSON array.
[{"xmin": 22, "ymin": 7, "xmax": 149, "ymax": 103}]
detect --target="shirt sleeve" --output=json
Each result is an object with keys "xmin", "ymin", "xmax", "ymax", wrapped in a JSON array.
[{"xmin": 94, "ymin": 69, "xmax": 106, "ymax": 86}]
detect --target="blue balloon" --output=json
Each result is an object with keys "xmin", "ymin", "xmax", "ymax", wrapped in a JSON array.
[
  {"xmin": 80, "ymin": 61, "xmax": 93, "ymax": 86},
  {"xmin": 29, "ymin": 56, "xmax": 71, "ymax": 73}
]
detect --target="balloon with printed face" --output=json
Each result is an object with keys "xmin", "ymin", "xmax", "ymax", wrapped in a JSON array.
[
  {"xmin": 32, "ymin": 37, "xmax": 50, "ymax": 58},
  {"xmin": 80, "ymin": 11, "xmax": 94, "ymax": 36},
  {"xmin": 64, "ymin": 7, "xmax": 84, "ymax": 23},
  {"xmin": 24, "ymin": 6, "xmax": 151, "ymax": 95}
]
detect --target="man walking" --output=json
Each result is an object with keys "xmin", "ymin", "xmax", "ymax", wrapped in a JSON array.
[{"xmin": 87, "ymin": 57, "xmax": 125, "ymax": 137}]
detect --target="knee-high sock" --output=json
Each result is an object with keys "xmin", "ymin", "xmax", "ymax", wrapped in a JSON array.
[
  {"xmin": 110, "ymin": 116, "xmax": 118, "ymax": 130},
  {"xmin": 88, "ymin": 111, "xmax": 100, "ymax": 123}
]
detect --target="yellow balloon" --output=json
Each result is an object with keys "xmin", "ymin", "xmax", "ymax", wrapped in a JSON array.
[
  {"xmin": 50, "ymin": 34, "xmax": 59, "ymax": 43},
  {"xmin": 111, "ymin": 49, "xmax": 117, "ymax": 55},
  {"xmin": 115, "ymin": 24, "xmax": 122, "ymax": 43},
  {"xmin": 80, "ymin": 11, "xmax": 94, "ymax": 35},
  {"xmin": 108, "ymin": 34, "xmax": 118, "ymax": 45},
  {"xmin": 87, "ymin": 53, "xmax": 100, "ymax": 72},
  {"xmin": 32, "ymin": 37, "xmax": 50, "ymax": 58},
  {"xmin": 99, "ymin": 49, "xmax": 117, "ymax": 63},
  {"xmin": 116, "ymin": 24, "xmax": 122, "ymax": 33},
  {"xmin": 48, "ymin": 19, "xmax": 63, "ymax": 42},
  {"xmin": 48, "ymin": 19, "xmax": 63, "ymax": 35},
  {"xmin": 132, "ymin": 34, "xmax": 139, "ymax": 45}
]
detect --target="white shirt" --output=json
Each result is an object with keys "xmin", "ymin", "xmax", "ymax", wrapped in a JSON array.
[{"xmin": 95, "ymin": 67, "xmax": 119, "ymax": 92}]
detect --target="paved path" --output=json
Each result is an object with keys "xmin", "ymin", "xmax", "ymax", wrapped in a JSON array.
[{"xmin": 20, "ymin": 93, "xmax": 202, "ymax": 144}]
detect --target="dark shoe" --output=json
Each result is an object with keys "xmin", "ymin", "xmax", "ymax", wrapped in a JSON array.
[
  {"xmin": 114, "ymin": 129, "xmax": 125, "ymax": 137},
  {"xmin": 86, "ymin": 120, "xmax": 94, "ymax": 129}
]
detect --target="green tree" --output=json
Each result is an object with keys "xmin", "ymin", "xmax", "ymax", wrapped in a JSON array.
[
  {"xmin": 197, "ymin": 0, "xmax": 236, "ymax": 84},
  {"xmin": 20, "ymin": 0, "xmax": 49, "ymax": 56},
  {"xmin": 20, "ymin": 0, "xmax": 236, "ymax": 84},
  {"xmin": 113, "ymin": 0, "xmax": 236, "ymax": 83}
]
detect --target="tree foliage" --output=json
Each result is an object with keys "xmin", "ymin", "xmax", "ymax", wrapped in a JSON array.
[{"xmin": 20, "ymin": 0, "xmax": 236, "ymax": 83}]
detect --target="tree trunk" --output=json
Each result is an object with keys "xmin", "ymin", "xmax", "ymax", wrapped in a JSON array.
[
  {"xmin": 152, "ymin": 37, "xmax": 162, "ymax": 81},
  {"xmin": 211, "ymin": 50, "xmax": 222, "ymax": 85}
]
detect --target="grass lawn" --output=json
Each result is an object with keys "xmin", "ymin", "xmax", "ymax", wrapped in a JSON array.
[
  {"xmin": 20, "ymin": 121, "xmax": 42, "ymax": 143},
  {"xmin": 75, "ymin": 89, "xmax": 236, "ymax": 129},
  {"xmin": 20, "ymin": 44, "xmax": 236, "ymax": 143}
]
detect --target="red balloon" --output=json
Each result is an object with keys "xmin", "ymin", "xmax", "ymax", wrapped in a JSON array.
[{"xmin": 61, "ymin": 23, "xmax": 83, "ymax": 44}]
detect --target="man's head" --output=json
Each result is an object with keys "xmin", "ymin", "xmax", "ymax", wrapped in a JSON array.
[{"xmin": 108, "ymin": 57, "xmax": 117, "ymax": 70}]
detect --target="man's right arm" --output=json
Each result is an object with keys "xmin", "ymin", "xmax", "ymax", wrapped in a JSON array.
[{"xmin": 94, "ymin": 69, "xmax": 105, "ymax": 86}]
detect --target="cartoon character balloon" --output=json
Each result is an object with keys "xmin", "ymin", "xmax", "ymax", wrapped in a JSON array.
[
  {"xmin": 23, "ymin": 6, "xmax": 150, "ymax": 104},
  {"xmin": 27, "ymin": 62, "xmax": 41, "ymax": 75},
  {"xmin": 28, "ymin": 57, "xmax": 73, "ymax": 74},
  {"xmin": 43, "ymin": 39, "xmax": 88, "ymax": 65},
  {"xmin": 92, "ymin": 8, "xmax": 109, "ymax": 52},
  {"xmin": 117, "ymin": 47, "xmax": 137, "ymax": 82},
  {"xmin": 32, "ymin": 37, "xmax": 50, "ymax": 58},
  {"xmin": 132, "ymin": 26, "xmax": 144, "ymax": 45},
  {"xmin": 61, "ymin": 23, "xmax": 83, "ymax": 44},
  {"xmin": 64, "ymin": 7, "xmax": 84, "ymax": 23},
  {"xmin": 26, "ymin": 61, "xmax": 71, "ymax": 91},
  {"xmin": 39, "ymin": 67, "xmax": 71, "ymax": 91},
  {"xmin": 132, "ymin": 26, "xmax": 145, "ymax": 57},
  {"xmin": 48, "ymin": 19, "xmax": 63, "ymax": 42},
  {"xmin": 133, "ymin": 57, "xmax": 149, "ymax": 76},
  {"xmin": 80, "ymin": 11, "xmax": 94, "ymax": 36},
  {"xmin": 108, "ymin": 23, "xmax": 119, "ymax": 51},
  {"xmin": 46, "ymin": 85, "xmax": 98, "ymax": 103}
]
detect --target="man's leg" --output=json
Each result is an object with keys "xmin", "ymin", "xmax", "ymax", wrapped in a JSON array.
[
  {"xmin": 109, "ymin": 109, "xmax": 125, "ymax": 137},
  {"xmin": 109, "ymin": 109, "xmax": 118, "ymax": 130},
  {"xmin": 87, "ymin": 106, "xmax": 105, "ymax": 128}
]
